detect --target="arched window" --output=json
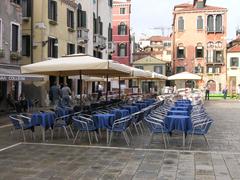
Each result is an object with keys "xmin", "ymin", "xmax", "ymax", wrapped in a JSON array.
[
  {"xmin": 108, "ymin": 23, "xmax": 112, "ymax": 42},
  {"xmin": 118, "ymin": 22, "xmax": 127, "ymax": 35},
  {"xmin": 215, "ymin": 14, "xmax": 222, "ymax": 32},
  {"xmin": 93, "ymin": 13, "xmax": 97, "ymax": 34},
  {"xmin": 195, "ymin": 42, "xmax": 204, "ymax": 58},
  {"xmin": 77, "ymin": 3, "xmax": 86, "ymax": 28},
  {"xmin": 197, "ymin": 16, "xmax": 203, "ymax": 30},
  {"xmin": 178, "ymin": 17, "xmax": 184, "ymax": 32},
  {"xmin": 118, "ymin": 43, "xmax": 127, "ymax": 57},
  {"xmin": 207, "ymin": 15, "xmax": 214, "ymax": 32},
  {"xmin": 177, "ymin": 43, "xmax": 185, "ymax": 58}
]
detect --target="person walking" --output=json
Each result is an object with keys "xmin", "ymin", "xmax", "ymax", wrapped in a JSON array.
[
  {"xmin": 223, "ymin": 86, "xmax": 228, "ymax": 100},
  {"xmin": 49, "ymin": 82, "xmax": 61, "ymax": 107},
  {"xmin": 205, "ymin": 84, "xmax": 210, "ymax": 100},
  {"xmin": 61, "ymin": 83, "xmax": 72, "ymax": 106},
  {"xmin": 97, "ymin": 82, "xmax": 103, "ymax": 101}
]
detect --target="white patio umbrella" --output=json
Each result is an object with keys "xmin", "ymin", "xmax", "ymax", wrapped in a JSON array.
[
  {"xmin": 21, "ymin": 54, "xmax": 131, "ymax": 103},
  {"xmin": 168, "ymin": 71, "xmax": 201, "ymax": 80}
]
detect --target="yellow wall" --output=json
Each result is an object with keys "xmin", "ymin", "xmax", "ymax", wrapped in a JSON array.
[{"xmin": 22, "ymin": 0, "xmax": 77, "ymax": 64}]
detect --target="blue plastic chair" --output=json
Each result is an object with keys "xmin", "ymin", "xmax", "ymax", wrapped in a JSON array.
[
  {"xmin": 107, "ymin": 116, "xmax": 132, "ymax": 146},
  {"xmin": 72, "ymin": 116, "xmax": 98, "ymax": 144},
  {"xmin": 187, "ymin": 118, "xmax": 213, "ymax": 150},
  {"xmin": 9, "ymin": 115, "xmax": 34, "ymax": 142},
  {"xmin": 144, "ymin": 115, "xmax": 170, "ymax": 148}
]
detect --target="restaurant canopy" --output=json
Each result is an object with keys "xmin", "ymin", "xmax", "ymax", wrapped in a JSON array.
[
  {"xmin": 150, "ymin": 72, "xmax": 168, "ymax": 80},
  {"xmin": 168, "ymin": 71, "xmax": 201, "ymax": 80},
  {"xmin": 21, "ymin": 54, "xmax": 131, "ymax": 77},
  {"xmin": 0, "ymin": 64, "xmax": 44, "ymax": 81}
]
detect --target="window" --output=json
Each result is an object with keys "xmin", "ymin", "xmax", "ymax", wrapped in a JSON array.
[
  {"xmin": 230, "ymin": 57, "xmax": 239, "ymax": 67},
  {"xmin": 207, "ymin": 50, "xmax": 223, "ymax": 63},
  {"xmin": 118, "ymin": 43, "xmax": 127, "ymax": 57},
  {"xmin": 163, "ymin": 42, "xmax": 171, "ymax": 47},
  {"xmin": 11, "ymin": 23, "xmax": 20, "ymax": 52},
  {"xmin": 108, "ymin": 0, "xmax": 113, "ymax": 7},
  {"xmin": 22, "ymin": 35, "xmax": 30, "ymax": 56},
  {"xmin": 197, "ymin": 16, "xmax": 203, "ymax": 30},
  {"xmin": 108, "ymin": 23, "xmax": 112, "ymax": 42},
  {"xmin": 48, "ymin": 37, "xmax": 58, "ymax": 58},
  {"xmin": 178, "ymin": 17, "xmax": 184, "ymax": 32},
  {"xmin": 11, "ymin": 0, "xmax": 21, "ymax": 5},
  {"xmin": 135, "ymin": 66, "xmax": 143, "ymax": 70},
  {"xmin": 196, "ymin": 2, "xmax": 204, "ymax": 8},
  {"xmin": 154, "ymin": 66, "xmax": 163, "ymax": 74},
  {"xmin": 118, "ymin": 22, "xmax": 127, "ymax": 35},
  {"xmin": 93, "ymin": 13, "xmax": 97, "ymax": 34},
  {"xmin": 22, "ymin": 0, "xmax": 31, "ymax": 17},
  {"xmin": 196, "ymin": 43, "xmax": 204, "ymax": 58},
  {"xmin": 77, "ymin": 4, "xmax": 86, "ymax": 28},
  {"xmin": 207, "ymin": 66, "xmax": 221, "ymax": 73},
  {"xmin": 0, "ymin": 19, "xmax": 2, "ymax": 49},
  {"xmin": 176, "ymin": 66, "xmax": 185, "ymax": 73},
  {"xmin": 77, "ymin": 45, "xmax": 85, "ymax": 54},
  {"xmin": 207, "ymin": 15, "xmax": 214, "ymax": 32},
  {"xmin": 215, "ymin": 15, "xmax": 222, "ymax": 32},
  {"xmin": 67, "ymin": 43, "xmax": 75, "ymax": 55},
  {"xmin": 67, "ymin": 9, "xmax": 74, "ymax": 29},
  {"xmin": 167, "ymin": 50, "xmax": 171, "ymax": 55},
  {"xmin": 120, "ymin": 8, "xmax": 126, "ymax": 14},
  {"xmin": 98, "ymin": 17, "xmax": 103, "ymax": 35},
  {"xmin": 177, "ymin": 45, "xmax": 185, "ymax": 59},
  {"xmin": 207, "ymin": 41, "xmax": 214, "ymax": 48},
  {"xmin": 195, "ymin": 66, "xmax": 204, "ymax": 73},
  {"xmin": 48, "ymin": 0, "xmax": 57, "ymax": 22}
]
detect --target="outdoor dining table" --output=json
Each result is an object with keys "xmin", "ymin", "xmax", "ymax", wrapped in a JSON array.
[
  {"xmin": 132, "ymin": 102, "xmax": 147, "ymax": 110},
  {"xmin": 165, "ymin": 115, "xmax": 192, "ymax": 146},
  {"xmin": 31, "ymin": 111, "xmax": 56, "ymax": 142},
  {"xmin": 167, "ymin": 110, "xmax": 189, "ymax": 116},
  {"xmin": 121, "ymin": 105, "xmax": 139, "ymax": 114},
  {"xmin": 171, "ymin": 107, "xmax": 189, "ymax": 111},
  {"xmin": 92, "ymin": 113, "xmax": 115, "ymax": 144},
  {"xmin": 110, "ymin": 109, "xmax": 129, "ymax": 119},
  {"xmin": 175, "ymin": 102, "xmax": 191, "ymax": 106}
]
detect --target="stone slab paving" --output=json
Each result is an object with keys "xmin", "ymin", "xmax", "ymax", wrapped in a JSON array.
[
  {"xmin": 0, "ymin": 143, "xmax": 240, "ymax": 180},
  {"xmin": 1, "ymin": 100, "xmax": 240, "ymax": 179}
]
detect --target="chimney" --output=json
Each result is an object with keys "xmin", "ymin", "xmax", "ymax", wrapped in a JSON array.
[
  {"xmin": 236, "ymin": 29, "xmax": 240, "ymax": 38},
  {"xmin": 194, "ymin": 0, "xmax": 206, "ymax": 8}
]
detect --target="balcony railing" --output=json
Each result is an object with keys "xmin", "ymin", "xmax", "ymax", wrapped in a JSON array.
[
  {"xmin": 108, "ymin": 42, "xmax": 115, "ymax": 53},
  {"xmin": 206, "ymin": 58, "xmax": 224, "ymax": 65},
  {"xmin": 93, "ymin": 34, "xmax": 107, "ymax": 50},
  {"xmin": 77, "ymin": 28, "xmax": 89, "ymax": 44}
]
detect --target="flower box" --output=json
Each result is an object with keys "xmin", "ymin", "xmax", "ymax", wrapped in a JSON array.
[{"xmin": 10, "ymin": 52, "xmax": 21, "ymax": 60}]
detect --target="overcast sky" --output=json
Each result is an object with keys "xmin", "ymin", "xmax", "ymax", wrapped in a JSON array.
[{"xmin": 131, "ymin": 0, "xmax": 240, "ymax": 41}]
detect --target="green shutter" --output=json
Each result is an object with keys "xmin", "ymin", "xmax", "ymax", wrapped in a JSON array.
[{"xmin": 81, "ymin": 11, "xmax": 87, "ymax": 28}]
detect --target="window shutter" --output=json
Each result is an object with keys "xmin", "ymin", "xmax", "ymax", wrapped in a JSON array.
[
  {"xmin": 118, "ymin": 44, "xmax": 120, "ymax": 56},
  {"xmin": 26, "ymin": 35, "xmax": 30, "ymax": 56},
  {"xmin": 213, "ymin": 50, "xmax": 216, "ymax": 62},
  {"xmin": 54, "ymin": 39, "xmax": 58, "ymax": 58},
  {"xmin": 195, "ymin": 47, "xmax": 197, "ymax": 58},
  {"xmin": 125, "ymin": 44, "xmax": 127, "ymax": 56},
  {"xmin": 125, "ymin": 25, "xmax": 128, "ymax": 35},
  {"xmin": 48, "ymin": 0, "xmax": 51, "ymax": 19},
  {"xmin": 67, "ymin": 10, "xmax": 70, "ymax": 27},
  {"xmin": 202, "ymin": 47, "xmax": 204, "ymax": 58},
  {"xmin": 118, "ymin": 25, "xmax": 121, "ymax": 35},
  {"xmin": 81, "ymin": 11, "xmax": 86, "ymax": 28},
  {"xmin": 53, "ymin": 1, "xmax": 57, "ymax": 21},
  {"xmin": 48, "ymin": 37, "xmax": 51, "ymax": 57}
]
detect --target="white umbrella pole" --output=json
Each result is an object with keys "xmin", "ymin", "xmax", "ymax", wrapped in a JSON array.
[
  {"xmin": 106, "ymin": 74, "xmax": 109, "ymax": 102},
  {"xmin": 79, "ymin": 71, "xmax": 82, "ymax": 108},
  {"xmin": 118, "ymin": 76, "xmax": 121, "ymax": 99}
]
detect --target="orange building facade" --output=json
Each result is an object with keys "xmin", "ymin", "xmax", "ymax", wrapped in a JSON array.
[{"xmin": 172, "ymin": 0, "xmax": 227, "ymax": 92}]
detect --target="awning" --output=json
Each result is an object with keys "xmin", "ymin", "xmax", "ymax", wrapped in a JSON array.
[{"xmin": 0, "ymin": 64, "xmax": 44, "ymax": 81}]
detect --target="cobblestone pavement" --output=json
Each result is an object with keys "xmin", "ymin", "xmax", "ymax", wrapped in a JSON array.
[{"xmin": 0, "ymin": 100, "xmax": 240, "ymax": 179}]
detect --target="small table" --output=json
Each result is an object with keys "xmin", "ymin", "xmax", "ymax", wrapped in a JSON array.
[
  {"xmin": 121, "ymin": 105, "xmax": 139, "ymax": 114},
  {"xmin": 168, "ymin": 110, "xmax": 188, "ymax": 116},
  {"xmin": 31, "ymin": 111, "xmax": 56, "ymax": 142},
  {"xmin": 110, "ymin": 109, "xmax": 129, "ymax": 119},
  {"xmin": 165, "ymin": 115, "xmax": 192, "ymax": 146}
]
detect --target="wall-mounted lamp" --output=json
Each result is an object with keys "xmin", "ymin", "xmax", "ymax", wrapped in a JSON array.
[{"xmin": 42, "ymin": 40, "xmax": 48, "ymax": 46}]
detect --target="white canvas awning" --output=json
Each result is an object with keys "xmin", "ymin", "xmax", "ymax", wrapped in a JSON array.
[
  {"xmin": 151, "ymin": 72, "xmax": 168, "ymax": 80},
  {"xmin": 21, "ymin": 54, "xmax": 131, "ymax": 77},
  {"xmin": 168, "ymin": 71, "xmax": 201, "ymax": 80}
]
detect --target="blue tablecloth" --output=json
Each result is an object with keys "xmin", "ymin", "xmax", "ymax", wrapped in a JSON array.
[
  {"xmin": 175, "ymin": 102, "xmax": 191, "ymax": 106},
  {"xmin": 165, "ymin": 115, "xmax": 192, "ymax": 133},
  {"xmin": 168, "ymin": 110, "xmax": 188, "ymax": 116},
  {"xmin": 93, "ymin": 114, "xmax": 115, "ymax": 129},
  {"xmin": 55, "ymin": 107, "xmax": 73, "ymax": 117},
  {"xmin": 31, "ymin": 112, "xmax": 56, "ymax": 128},
  {"xmin": 121, "ymin": 105, "xmax": 139, "ymax": 114},
  {"xmin": 171, "ymin": 107, "xmax": 189, "ymax": 111},
  {"xmin": 176, "ymin": 100, "xmax": 191, "ymax": 103},
  {"xmin": 110, "ymin": 109, "xmax": 129, "ymax": 119},
  {"xmin": 132, "ymin": 102, "xmax": 147, "ymax": 110}
]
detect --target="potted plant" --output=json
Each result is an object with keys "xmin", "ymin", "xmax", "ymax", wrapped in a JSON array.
[
  {"xmin": 10, "ymin": 51, "xmax": 22, "ymax": 60},
  {"xmin": 0, "ymin": 49, "xmax": 4, "ymax": 57}
]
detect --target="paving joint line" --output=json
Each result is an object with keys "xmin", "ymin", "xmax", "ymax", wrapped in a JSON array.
[
  {"xmin": 21, "ymin": 142, "xmax": 240, "ymax": 155},
  {"xmin": 0, "ymin": 142, "xmax": 22, "ymax": 152}
]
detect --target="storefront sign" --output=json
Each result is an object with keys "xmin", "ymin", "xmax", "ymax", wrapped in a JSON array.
[{"xmin": 0, "ymin": 75, "xmax": 26, "ymax": 81}]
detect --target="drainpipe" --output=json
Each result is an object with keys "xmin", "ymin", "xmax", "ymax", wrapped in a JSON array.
[{"xmin": 30, "ymin": 0, "xmax": 34, "ymax": 63}]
